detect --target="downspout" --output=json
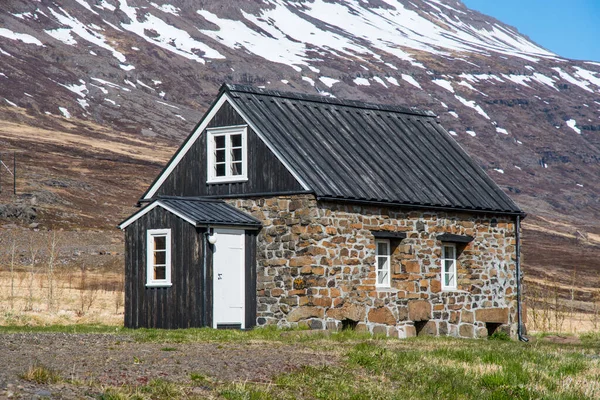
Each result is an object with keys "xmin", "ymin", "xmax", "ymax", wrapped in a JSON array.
[{"xmin": 516, "ymin": 215, "xmax": 529, "ymax": 342}]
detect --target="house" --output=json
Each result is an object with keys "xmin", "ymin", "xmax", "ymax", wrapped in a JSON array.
[{"xmin": 119, "ymin": 83, "xmax": 526, "ymax": 339}]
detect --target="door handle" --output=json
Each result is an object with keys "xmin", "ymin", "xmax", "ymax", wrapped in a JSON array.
[{"xmin": 218, "ymin": 273, "xmax": 223, "ymax": 280}]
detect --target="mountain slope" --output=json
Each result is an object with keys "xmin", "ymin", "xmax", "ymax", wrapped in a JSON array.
[{"xmin": 0, "ymin": 0, "xmax": 599, "ymax": 287}]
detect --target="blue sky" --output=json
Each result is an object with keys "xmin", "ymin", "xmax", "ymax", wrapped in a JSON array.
[{"xmin": 461, "ymin": 0, "xmax": 600, "ymax": 61}]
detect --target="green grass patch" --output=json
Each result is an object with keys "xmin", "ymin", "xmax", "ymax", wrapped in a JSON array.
[
  {"xmin": 20, "ymin": 362, "xmax": 61, "ymax": 384},
  {"xmin": 4, "ymin": 324, "xmax": 600, "ymax": 399}
]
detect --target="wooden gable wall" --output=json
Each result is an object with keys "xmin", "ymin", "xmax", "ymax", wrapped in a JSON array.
[
  {"xmin": 124, "ymin": 206, "xmax": 206, "ymax": 329},
  {"xmin": 153, "ymin": 102, "xmax": 304, "ymax": 198}
]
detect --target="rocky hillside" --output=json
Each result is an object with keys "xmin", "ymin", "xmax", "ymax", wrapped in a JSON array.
[{"xmin": 0, "ymin": 0, "xmax": 599, "ymax": 286}]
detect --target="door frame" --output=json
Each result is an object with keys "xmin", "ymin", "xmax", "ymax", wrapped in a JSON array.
[{"xmin": 212, "ymin": 228, "xmax": 246, "ymax": 329}]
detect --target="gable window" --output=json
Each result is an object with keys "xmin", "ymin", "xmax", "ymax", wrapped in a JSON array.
[
  {"xmin": 441, "ymin": 243, "xmax": 457, "ymax": 290},
  {"xmin": 146, "ymin": 229, "xmax": 172, "ymax": 287},
  {"xmin": 207, "ymin": 126, "xmax": 247, "ymax": 183},
  {"xmin": 376, "ymin": 239, "xmax": 391, "ymax": 287}
]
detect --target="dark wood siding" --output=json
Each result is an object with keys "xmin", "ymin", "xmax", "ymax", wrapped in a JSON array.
[
  {"xmin": 124, "ymin": 206, "xmax": 258, "ymax": 329},
  {"xmin": 124, "ymin": 207, "xmax": 205, "ymax": 329},
  {"xmin": 154, "ymin": 102, "xmax": 303, "ymax": 198}
]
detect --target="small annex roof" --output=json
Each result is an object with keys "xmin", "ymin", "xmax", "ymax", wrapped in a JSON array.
[
  {"xmin": 224, "ymin": 84, "xmax": 522, "ymax": 214},
  {"xmin": 119, "ymin": 197, "xmax": 262, "ymax": 230}
]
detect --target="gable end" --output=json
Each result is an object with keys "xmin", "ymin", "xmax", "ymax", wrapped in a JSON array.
[{"xmin": 141, "ymin": 93, "xmax": 308, "ymax": 201}]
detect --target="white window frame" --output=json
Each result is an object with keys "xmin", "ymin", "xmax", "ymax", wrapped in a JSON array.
[
  {"xmin": 375, "ymin": 239, "xmax": 391, "ymax": 288},
  {"xmin": 146, "ymin": 229, "xmax": 172, "ymax": 287},
  {"xmin": 206, "ymin": 125, "xmax": 248, "ymax": 184},
  {"xmin": 441, "ymin": 243, "xmax": 457, "ymax": 291}
]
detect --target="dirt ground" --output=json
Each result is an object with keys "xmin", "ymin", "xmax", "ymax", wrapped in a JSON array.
[{"xmin": 0, "ymin": 333, "xmax": 338, "ymax": 399}]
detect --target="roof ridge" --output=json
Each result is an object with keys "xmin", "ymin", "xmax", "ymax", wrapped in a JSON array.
[
  {"xmin": 157, "ymin": 195, "xmax": 223, "ymax": 203},
  {"xmin": 221, "ymin": 83, "xmax": 436, "ymax": 117}
]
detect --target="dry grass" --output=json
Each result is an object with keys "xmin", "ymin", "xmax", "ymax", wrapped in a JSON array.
[{"xmin": 0, "ymin": 269, "xmax": 123, "ymax": 326}]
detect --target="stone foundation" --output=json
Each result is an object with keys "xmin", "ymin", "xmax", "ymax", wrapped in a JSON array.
[{"xmin": 228, "ymin": 194, "xmax": 518, "ymax": 338}]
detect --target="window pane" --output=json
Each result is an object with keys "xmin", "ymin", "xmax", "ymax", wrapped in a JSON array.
[
  {"xmin": 444, "ymin": 245, "xmax": 455, "ymax": 259},
  {"xmin": 214, "ymin": 135, "xmax": 226, "ymax": 149},
  {"xmin": 377, "ymin": 242, "xmax": 388, "ymax": 255},
  {"xmin": 230, "ymin": 134, "xmax": 242, "ymax": 148},
  {"xmin": 154, "ymin": 250, "xmax": 166, "ymax": 265},
  {"xmin": 154, "ymin": 266, "xmax": 166, "ymax": 280},
  {"xmin": 216, "ymin": 163, "xmax": 226, "ymax": 176},
  {"xmin": 377, "ymin": 256, "xmax": 387, "ymax": 271},
  {"xmin": 154, "ymin": 236, "xmax": 166, "ymax": 250},
  {"xmin": 215, "ymin": 149, "xmax": 226, "ymax": 163},
  {"xmin": 231, "ymin": 162, "xmax": 242, "ymax": 176},
  {"xmin": 232, "ymin": 148, "xmax": 242, "ymax": 162},
  {"xmin": 444, "ymin": 259, "xmax": 453, "ymax": 273},
  {"xmin": 378, "ymin": 270, "xmax": 388, "ymax": 285},
  {"xmin": 445, "ymin": 272, "xmax": 453, "ymax": 287}
]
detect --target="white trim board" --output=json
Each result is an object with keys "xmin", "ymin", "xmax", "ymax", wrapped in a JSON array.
[
  {"xmin": 118, "ymin": 200, "xmax": 196, "ymax": 230},
  {"xmin": 142, "ymin": 93, "xmax": 310, "ymax": 200}
]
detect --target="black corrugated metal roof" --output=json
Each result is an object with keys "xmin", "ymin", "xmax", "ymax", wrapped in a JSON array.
[
  {"xmin": 223, "ymin": 84, "xmax": 522, "ymax": 214},
  {"xmin": 119, "ymin": 196, "xmax": 262, "ymax": 229},
  {"xmin": 159, "ymin": 197, "xmax": 262, "ymax": 227}
]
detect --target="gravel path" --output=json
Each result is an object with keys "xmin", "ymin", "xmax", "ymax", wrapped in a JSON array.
[{"xmin": 0, "ymin": 333, "xmax": 339, "ymax": 399}]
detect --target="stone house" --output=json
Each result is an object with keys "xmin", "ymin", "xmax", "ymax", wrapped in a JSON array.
[{"xmin": 119, "ymin": 84, "xmax": 526, "ymax": 339}]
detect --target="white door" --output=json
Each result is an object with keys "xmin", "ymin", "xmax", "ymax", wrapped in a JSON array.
[{"xmin": 212, "ymin": 229, "xmax": 245, "ymax": 329}]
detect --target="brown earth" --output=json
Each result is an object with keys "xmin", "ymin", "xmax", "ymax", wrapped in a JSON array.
[{"xmin": 0, "ymin": 333, "xmax": 338, "ymax": 399}]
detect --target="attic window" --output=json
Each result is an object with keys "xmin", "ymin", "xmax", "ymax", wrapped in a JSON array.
[{"xmin": 207, "ymin": 125, "xmax": 248, "ymax": 183}]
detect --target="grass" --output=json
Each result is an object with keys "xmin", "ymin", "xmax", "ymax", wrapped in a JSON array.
[
  {"xmin": 20, "ymin": 363, "xmax": 61, "ymax": 384},
  {"xmin": 5, "ymin": 325, "xmax": 600, "ymax": 399}
]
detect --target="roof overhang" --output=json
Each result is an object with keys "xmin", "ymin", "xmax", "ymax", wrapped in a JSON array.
[{"xmin": 118, "ymin": 198, "xmax": 262, "ymax": 230}]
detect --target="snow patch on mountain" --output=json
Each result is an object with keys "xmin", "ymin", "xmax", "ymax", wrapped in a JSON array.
[
  {"xmin": 47, "ymin": 7, "xmax": 125, "ymax": 62},
  {"xmin": 566, "ymin": 119, "xmax": 581, "ymax": 134},
  {"xmin": 150, "ymin": 3, "xmax": 180, "ymax": 15},
  {"xmin": 74, "ymin": 0, "xmax": 98, "ymax": 15},
  {"xmin": 386, "ymin": 77, "xmax": 400, "ymax": 86},
  {"xmin": 319, "ymin": 77, "xmax": 339, "ymax": 88},
  {"xmin": 59, "ymin": 80, "xmax": 88, "ymax": 98},
  {"xmin": 432, "ymin": 79, "xmax": 454, "ymax": 92},
  {"xmin": 45, "ymin": 28, "xmax": 77, "ymax": 45},
  {"xmin": 552, "ymin": 68, "xmax": 594, "ymax": 93},
  {"xmin": 59, "ymin": 107, "xmax": 71, "ymax": 118},
  {"xmin": 302, "ymin": 77, "xmax": 315, "ymax": 86},
  {"xmin": 402, "ymin": 74, "xmax": 421, "ymax": 89},
  {"xmin": 573, "ymin": 67, "xmax": 600, "ymax": 89},
  {"xmin": 116, "ymin": 1, "xmax": 224, "ymax": 64},
  {"xmin": 455, "ymin": 95, "xmax": 490, "ymax": 119},
  {"xmin": 0, "ymin": 28, "xmax": 44, "ymax": 46}
]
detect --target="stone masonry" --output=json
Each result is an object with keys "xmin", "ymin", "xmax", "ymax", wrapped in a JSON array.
[{"xmin": 228, "ymin": 194, "xmax": 518, "ymax": 338}]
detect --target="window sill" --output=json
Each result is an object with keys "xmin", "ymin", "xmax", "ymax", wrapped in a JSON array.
[
  {"xmin": 441, "ymin": 289, "xmax": 469, "ymax": 294},
  {"xmin": 376, "ymin": 286, "xmax": 397, "ymax": 292},
  {"xmin": 207, "ymin": 177, "xmax": 248, "ymax": 184},
  {"xmin": 146, "ymin": 282, "xmax": 172, "ymax": 288}
]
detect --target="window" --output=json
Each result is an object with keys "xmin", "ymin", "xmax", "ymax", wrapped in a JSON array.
[
  {"xmin": 441, "ymin": 244, "xmax": 457, "ymax": 290},
  {"xmin": 146, "ymin": 229, "xmax": 172, "ymax": 287},
  {"xmin": 376, "ymin": 239, "xmax": 390, "ymax": 287},
  {"xmin": 207, "ymin": 126, "xmax": 247, "ymax": 183}
]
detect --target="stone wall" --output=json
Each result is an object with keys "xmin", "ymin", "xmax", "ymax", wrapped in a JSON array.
[{"xmin": 228, "ymin": 194, "xmax": 519, "ymax": 338}]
